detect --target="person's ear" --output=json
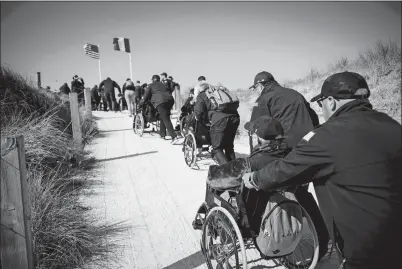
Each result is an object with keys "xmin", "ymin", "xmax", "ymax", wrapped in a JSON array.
[{"xmin": 328, "ymin": 96, "xmax": 337, "ymax": 112}]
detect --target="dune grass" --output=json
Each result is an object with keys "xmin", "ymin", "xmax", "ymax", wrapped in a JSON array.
[{"xmin": 1, "ymin": 67, "xmax": 128, "ymax": 269}]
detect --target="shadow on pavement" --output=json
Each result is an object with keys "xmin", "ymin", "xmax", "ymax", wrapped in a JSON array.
[
  {"xmin": 96, "ymin": 151, "xmax": 158, "ymax": 163},
  {"xmin": 162, "ymin": 250, "xmax": 205, "ymax": 269},
  {"xmin": 99, "ymin": 128, "xmax": 133, "ymax": 133}
]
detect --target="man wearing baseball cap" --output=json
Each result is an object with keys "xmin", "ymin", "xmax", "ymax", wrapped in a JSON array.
[
  {"xmin": 243, "ymin": 71, "xmax": 402, "ymax": 269},
  {"xmin": 248, "ymin": 71, "xmax": 319, "ymax": 149}
]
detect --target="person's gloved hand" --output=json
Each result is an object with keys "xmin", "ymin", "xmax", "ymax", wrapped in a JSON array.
[
  {"xmin": 242, "ymin": 172, "xmax": 258, "ymax": 190},
  {"xmin": 118, "ymin": 93, "xmax": 122, "ymax": 97}
]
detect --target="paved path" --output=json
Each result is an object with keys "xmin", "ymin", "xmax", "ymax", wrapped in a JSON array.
[{"xmin": 84, "ymin": 111, "xmax": 339, "ymax": 269}]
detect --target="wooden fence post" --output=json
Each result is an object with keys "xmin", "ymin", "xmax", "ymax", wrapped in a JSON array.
[
  {"xmin": 83, "ymin": 88, "xmax": 92, "ymax": 121},
  {"xmin": 69, "ymin": 92, "xmax": 83, "ymax": 162},
  {"xmin": 1, "ymin": 136, "xmax": 34, "ymax": 269}
]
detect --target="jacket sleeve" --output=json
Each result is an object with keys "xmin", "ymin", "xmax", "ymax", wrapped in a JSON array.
[
  {"xmin": 252, "ymin": 130, "xmax": 334, "ymax": 191},
  {"xmin": 114, "ymin": 81, "xmax": 122, "ymax": 94},
  {"xmin": 98, "ymin": 81, "xmax": 104, "ymax": 91},
  {"xmin": 122, "ymin": 83, "xmax": 126, "ymax": 94},
  {"xmin": 194, "ymin": 96, "xmax": 205, "ymax": 121}
]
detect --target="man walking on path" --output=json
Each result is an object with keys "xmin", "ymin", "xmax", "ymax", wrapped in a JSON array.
[
  {"xmin": 123, "ymin": 78, "xmax": 136, "ymax": 116},
  {"xmin": 71, "ymin": 75, "xmax": 85, "ymax": 104},
  {"xmin": 90, "ymin": 85, "xmax": 101, "ymax": 110},
  {"xmin": 161, "ymin": 72, "xmax": 175, "ymax": 94},
  {"xmin": 140, "ymin": 75, "xmax": 180, "ymax": 144},
  {"xmin": 242, "ymin": 71, "xmax": 402, "ymax": 269},
  {"xmin": 249, "ymin": 71, "xmax": 319, "ymax": 149},
  {"xmin": 194, "ymin": 81, "xmax": 240, "ymax": 164},
  {"xmin": 192, "ymin": 75, "xmax": 206, "ymax": 104},
  {"xmin": 99, "ymin": 77, "xmax": 121, "ymax": 112}
]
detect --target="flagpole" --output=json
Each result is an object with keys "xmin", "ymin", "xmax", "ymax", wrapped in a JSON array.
[
  {"xmin": 98, "ymin": 44, "xmax": 102, "ymax": 82},
  {"xmin": 128, "ymin": 52, "xmax": 133, "ymax": 80}
]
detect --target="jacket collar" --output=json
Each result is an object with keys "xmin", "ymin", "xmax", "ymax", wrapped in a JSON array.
[
  {"xmin": 328, "ymin": 99, "xmax": 373, "ymax": 121},
  {"xmin": 260, "ymin": 80, "xmax": 280, "ymax": 95}
]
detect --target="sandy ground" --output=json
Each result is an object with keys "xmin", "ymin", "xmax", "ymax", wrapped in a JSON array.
[{"xmin": 84, "ymin": 111, "xmax": 340, "ymax": 269}]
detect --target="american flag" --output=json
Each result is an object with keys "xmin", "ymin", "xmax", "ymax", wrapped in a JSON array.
[{"xmin": 83, "ymin": 43, "xmax": 100, "ymax": 59}]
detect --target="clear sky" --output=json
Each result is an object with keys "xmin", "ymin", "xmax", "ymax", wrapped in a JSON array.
[{"xmin": 1, "ymin": 1, "xmax": 401, "ymax": 91}]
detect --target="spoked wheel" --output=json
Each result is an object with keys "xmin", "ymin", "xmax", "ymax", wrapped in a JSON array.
[
  {"xmin": 183, "ymin": 132, "xmax": 197, "ymax": 167},
  {"xmin": 278, "ymin": 206, "xmax": 320, "ymax": 269},
  {"xmin": 201, "ymin": 207, "xmax": 247, "ymax": 269},
  {"xmin": 133, "ymin": 113, "xmax": 145, "ymax": 137},
  {"xmin": 180, "ymin": 117, "xmax": 187, "ymax": 137}
]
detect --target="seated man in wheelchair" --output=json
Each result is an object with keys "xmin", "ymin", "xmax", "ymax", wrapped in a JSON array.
[
  {"xmin": 137, "ymin": 98, "xmax": 159, "ymax": 129},
  {"xmin": 195, "ymin": 116, "xmax": 329, "ymax": 259},
  {"xmin": 175, "ymin": 88, "xmax": 195, "ymax": 132}
]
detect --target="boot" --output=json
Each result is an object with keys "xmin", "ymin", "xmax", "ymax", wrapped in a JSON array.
[
  {"xmin": 213, "ymin": 149, "xmax": 229, "ymax": 165},
  {"xmin": 225, "ymin": 149, "xmax": 236, "ymax": 162}
]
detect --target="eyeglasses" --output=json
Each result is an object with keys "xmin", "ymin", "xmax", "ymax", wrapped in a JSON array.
[
  {"xmin": 316, "ymin": 96, "xmax": 339, "ymax": 107},
  {"xmin": 316, "ymin": 97, "xmax": 328, "ymax": 108}
]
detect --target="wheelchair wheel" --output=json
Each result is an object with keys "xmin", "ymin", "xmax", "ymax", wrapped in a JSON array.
[
  {"xmin": 278, "ymin": 206, "xmax": 319, "ymax": 269},
  {"xmin": 183, "ymin": 132, "xmax": 197, "ymax": 167},
  {"xmin": 133, "ymin": 113, "xmax": 144, "ymax": 137},
  {"xmin": 201, "ymin": 207, "xmax": 247, "ymax": 269},
  {"xmin": 180, "ymin": 117, "xmax": 187, "ymax": 137}
]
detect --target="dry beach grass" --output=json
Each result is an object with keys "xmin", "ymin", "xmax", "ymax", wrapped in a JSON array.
[{"xmin": 1, "ymin": 67, "xmax": 128, "ymax": 269}]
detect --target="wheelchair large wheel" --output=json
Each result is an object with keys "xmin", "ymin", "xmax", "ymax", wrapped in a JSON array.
[
  {"xmin": 180, "ymin": 117, "xmax": 187, "ymax": 137},
  {"xmin": 201, "ymin": 207, "xmax": 247, "ymax": 269},
  {"xmin": 278, "ymin": 206, "xmax": 319, "ymax": 269},
  {"xmin": 183, "ymin": 132, "xmax": 197, "ymax": 167},
  {"xmin": 133, "ymin": 113, "xmax": 144, "ymax": 137}
]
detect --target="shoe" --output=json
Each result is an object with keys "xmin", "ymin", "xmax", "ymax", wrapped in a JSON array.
[{"xmin": 161, "ymin": 136, "xmax": 166, "ymax": 140}]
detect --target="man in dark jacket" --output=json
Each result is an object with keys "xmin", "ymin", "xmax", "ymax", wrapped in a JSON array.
[
  {"xmin": 160, "ymin": 72, "xmax": 175, "ymax": 94},
  {"xmin": 249, "ymin": 71, "xmax": 319, "ymax": 149},
  {"xmin": 59, "ymin": 83, "xmax": 71, "ymax": 95},
  {"xmin": 194, "ymin": 82, "xmax": 240, "ymax": 164},
  {"xmin": 90, "ymin": 85, "xmax": 101, "ymax": 110},
  {"xmin": 139, "ymin": 75, "xmax": 180, "ymax": 144},
  {"xmin": 99, "ymin": 77, "xmax": 121, "ymax": 112},
  {"xmin": 243, "ymin": 72, "xmax": 402, "ymax": 269},
  {"xmin": 71, "ymin": 75, "xmax": 85, "ymax": 103}
]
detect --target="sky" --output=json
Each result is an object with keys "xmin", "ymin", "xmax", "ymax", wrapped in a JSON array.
[{"xmin": 1, "ymin": 1, "xmax": 401, "ymax": 91}]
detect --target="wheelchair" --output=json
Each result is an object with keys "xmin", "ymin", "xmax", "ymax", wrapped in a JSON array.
[
  {"xmin": 182, "ymin": 117, "xmax": 216, "ymax": 168},
  {"xmin": 133, "ymin": 101, "xmax": 160, "ymax": 137},
  {"xmin": 192, "ymin": 183, "xmax": 320, "ymax": 269}
]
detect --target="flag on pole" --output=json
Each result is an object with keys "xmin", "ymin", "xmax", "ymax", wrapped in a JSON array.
[
  {"xmin": 113, "ymin": 37, "xmax": 130, "ymax": 53},
  {"xmin": 83, "ymin": 43, "xmax": 100, "ymax": 59}
]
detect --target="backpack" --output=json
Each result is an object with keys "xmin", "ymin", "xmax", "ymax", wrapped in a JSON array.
[
  {"xmin": 205, "ymin": 85, "xmax": 239, "ymax": 113},
  {"xmin": 255, "ymin": 190, "xmax": 304, "ymax": 258}
]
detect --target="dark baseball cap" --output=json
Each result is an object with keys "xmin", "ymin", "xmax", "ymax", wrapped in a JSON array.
[
  {"xmin": 244, "ymin": 116, "xmax": 284, "ymax": 140},
  {"xmin": 311, "ymin": 71, "xmax": 370, "ymax": 102},
  {"xmin": 198, "ymin": 76, "xmax": 206, "ymax": 81},
  {"xmin": 249, "ymin": 71, "xmax": 274, "ymax": 89},
  {"xmin": 160, "ymin": 72, "xmax": 167, "ymax": 77}
]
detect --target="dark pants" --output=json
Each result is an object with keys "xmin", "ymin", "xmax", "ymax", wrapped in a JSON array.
[
  {"xmin": 210, "ymin": 115, "xmax": 240, "ymax": 162},
  {"xmin": 105, "ymin": 91, "xmax": 116, "ymax": 112},
  {"xmin": 156, "ymin": 100, "xmax": 176, "ymax": 139}
]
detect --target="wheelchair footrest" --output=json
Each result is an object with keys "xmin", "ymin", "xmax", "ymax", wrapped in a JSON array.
[{"xmin": 192, "ymin": 203, "xmax": 208, "ymax": 230}]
